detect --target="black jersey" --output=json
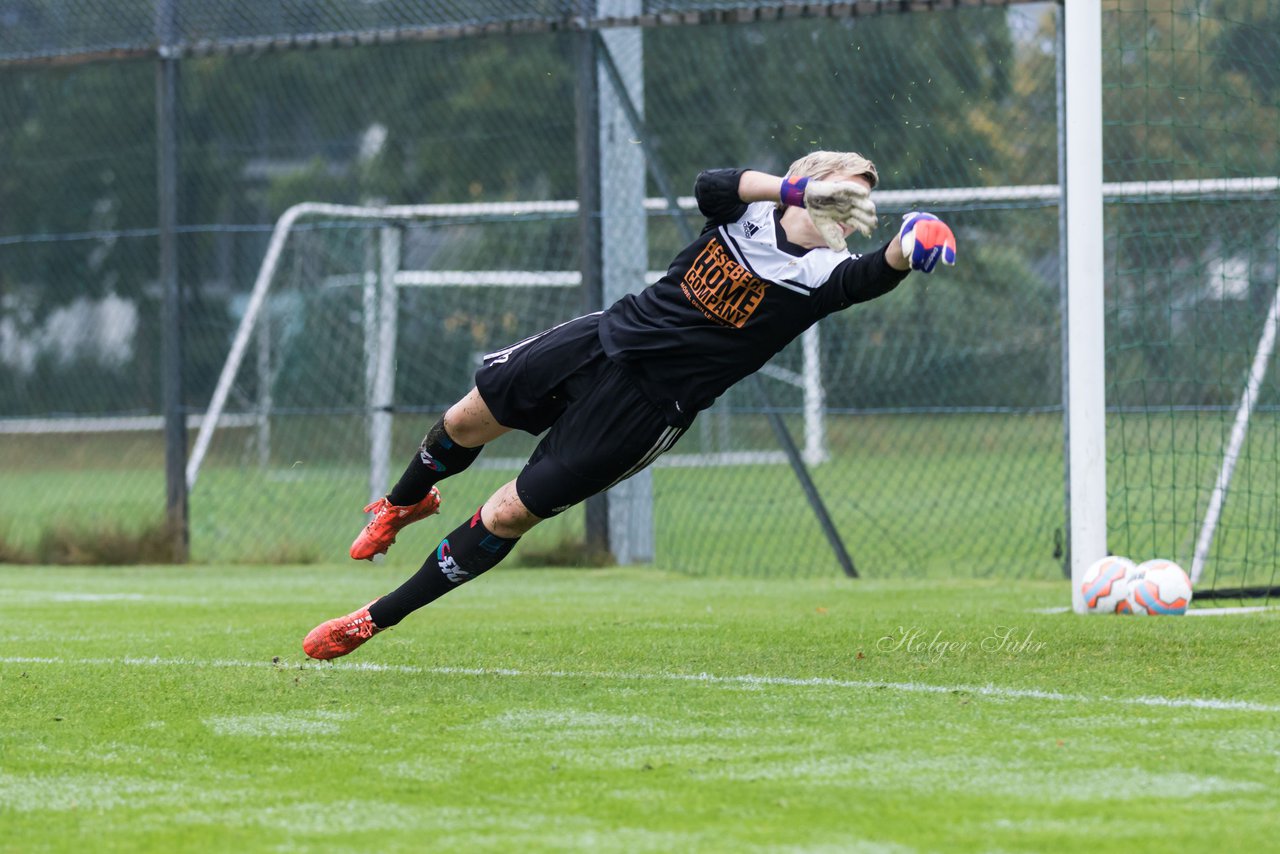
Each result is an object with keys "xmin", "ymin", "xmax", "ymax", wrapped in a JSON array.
[{"xmin": 597, "ymin": 168, "xmax": 909, "ymax": 426}]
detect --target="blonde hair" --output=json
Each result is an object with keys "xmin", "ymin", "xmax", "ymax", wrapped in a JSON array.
[{"xmin": 784, "ymin": 150, "xmax": 879, "ymax": 189}]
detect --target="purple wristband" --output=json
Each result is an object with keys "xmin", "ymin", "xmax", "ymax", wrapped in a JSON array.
[{"xmin": 780, "ymin": 176, "xmax": 810, "ymax": 208}]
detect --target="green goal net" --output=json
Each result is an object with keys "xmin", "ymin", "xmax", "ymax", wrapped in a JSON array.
[{"xmin": 1102, "ymin": 1, "xmax": 1280, "ymax": 600}]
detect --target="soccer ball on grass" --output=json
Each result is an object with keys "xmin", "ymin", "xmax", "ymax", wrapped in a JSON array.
[
  {"xmin": 1080, "ymin": 555, "xmax": 1138, "ymax": 614},
  {"xmin": 1126, "ymin": 559, "xmax": 1193, "ymax": 616}
]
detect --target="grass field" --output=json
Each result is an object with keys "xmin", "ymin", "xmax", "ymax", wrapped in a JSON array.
[
  {"xmin": 0, "ymin": 412, "xmax": 1070, "ymax": 578},
  {"xmin": 3, "ymin": 563, "xmax": 1278, "ymax": 853},
  {"xmin": 5, "ymin": 409, "xmax": 1280, "ymax": 590}
]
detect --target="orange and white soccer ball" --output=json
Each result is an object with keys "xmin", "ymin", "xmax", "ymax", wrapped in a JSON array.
[
  {"xmin": 1080, "ymin": 555, "xmax": 1138, "ymax": 614},
  {"xmin": 1126, "ymin": 559, "xmax": 1193, "ymax": 616}
]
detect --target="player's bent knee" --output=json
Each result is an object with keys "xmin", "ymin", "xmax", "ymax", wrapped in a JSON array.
[
  {"xmin": 481, "ymin": 481, "xmax": 544, "ymax": 539},
  {"xmin": 444, "ymin": 387, "xmax": 510, "ymax": 448}
]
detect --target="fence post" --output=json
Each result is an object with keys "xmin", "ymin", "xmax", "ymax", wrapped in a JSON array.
[
  {"xmin": 574, "ymin": 1, "xmax": 610, "ymax": 559},
  {"xmin": 598, "ymin": 0, "xmax": 652, "ymax": 563},
  {"xmin": 156, "ymin": 0, "xmax": 188, "ymax": 562},
  {"xmin": 369, "ymin": 226, "xmax": 401, "ymax": 507}
]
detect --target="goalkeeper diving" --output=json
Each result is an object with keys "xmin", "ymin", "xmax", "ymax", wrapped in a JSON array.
[{"xmin": 304, "ymin": 150, "xmax": 957, "ymax": 660}]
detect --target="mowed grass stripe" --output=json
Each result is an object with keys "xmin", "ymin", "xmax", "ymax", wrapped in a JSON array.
[
  {"xmin": 4, "ymin": 567, "xmax": 1280, "ymax": 852},
  {"xmin": 4, "ymin": 654, "xmax": 1278, "ymax": 714}
]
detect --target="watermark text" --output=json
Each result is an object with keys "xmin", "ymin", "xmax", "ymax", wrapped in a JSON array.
[{"xmin": 875, "ymin": 625, "xmax": 1046, "ymax": 660}]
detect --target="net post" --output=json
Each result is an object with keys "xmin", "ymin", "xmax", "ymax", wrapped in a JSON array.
[
  {"xmin": 1064, "ymin": 0, "xmax": 1107, "ymax": 613},
  {"xmin": 598, "ymin": 0, "xmax": 653, "ymax": 563},
  {"xmin": 1054, "ymin": 0, "xmax": 1071, "ymax": 580},
  {"xmin": 362, "ymin": 230, "xmax": 379, "ymax": 484},
  {"xmin": 156, "ymin": 0, "xmax": 188, "ymax": 562},
  {"xmin": 369, "ymin": 225, "xmax": 401, "ymax": 507},
  {"xmin": 255, "ymin": 295, "xmax": 273, "ymax": 469},
  {"xmin": 801, "ymin": 325, "xmax": 827, "ymax": 465},
  {"xmin": 575, "ymin": 2, "xmax": 611, "ymax": 559}
]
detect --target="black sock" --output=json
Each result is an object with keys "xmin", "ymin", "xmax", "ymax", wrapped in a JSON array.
[
  {"xmin": 368, "ymin": 508, "xmax": 519, "ymax": 628},
  {"xmin": 387, "ymin": 417, "xmax": 483, "ymax": 507}
]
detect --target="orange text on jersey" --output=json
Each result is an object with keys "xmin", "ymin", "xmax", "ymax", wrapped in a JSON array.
[{"xmin": 680, "ymin": 240, "xmax": 767, "ymax": 328}]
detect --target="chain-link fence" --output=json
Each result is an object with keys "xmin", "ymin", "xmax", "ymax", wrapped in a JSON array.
[{"xmin": 2, "ymin": 2, "xmax": 1276, "ymax": 588}]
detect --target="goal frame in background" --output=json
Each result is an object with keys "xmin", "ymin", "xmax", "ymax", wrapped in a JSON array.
[{"xmin": 183, "ymin": 198, "xmax": 834, "ymax": 564}]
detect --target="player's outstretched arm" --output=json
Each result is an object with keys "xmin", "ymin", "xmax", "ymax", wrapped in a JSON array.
[
  {"xmin": 738, "ymin": 170, "xmax": 877, "ymax": 251},
  {"xmin": 737, "ymin": 170, "xmax": 791, "ymax": 203},
  {"xmin": 889, "ymin": 211, "xmax": 957, "ymax": 273}
]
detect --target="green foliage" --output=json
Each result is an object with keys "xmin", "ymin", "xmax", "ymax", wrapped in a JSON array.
[
  {"xmin": 1104, "ymin": 0, "xmax": 1280, "ymax": 181},
  {"xmin": 0, "ymin": 62, "xmax": 157, "ymax": 297},
  {"xmin": 644, "ymin": 10, "xmax": 1019, "ymax": 188}
]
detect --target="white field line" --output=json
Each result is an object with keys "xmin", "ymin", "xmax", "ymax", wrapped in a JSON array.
[
  {"xmin": 2, "ymin": 655, "xmax": 1277, "ymax": 714},
  {"xmin": 1186, "ymin": 606, "xmax": 1277, "ymax": 616},
  {"xmin": 1029, "ymin": 605, "xmax": 1278, "ymax": 616}
]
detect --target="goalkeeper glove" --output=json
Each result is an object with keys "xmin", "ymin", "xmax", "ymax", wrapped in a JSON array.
[
  {"xmin": 897, "ymin": 212, "xmax": 957, "ymax": 273},
  {"xmin": 781, "ymin": 176, "xmax": 878, "ymax": 252}
]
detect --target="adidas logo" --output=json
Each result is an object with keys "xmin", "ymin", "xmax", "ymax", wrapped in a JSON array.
[
  {"xmin": 342, "ymin": 615, "xmax": 374, "ymax": 636},
  {"xmin": 742, "ymin": 221, "xmax": 761, "ymax": 238}
]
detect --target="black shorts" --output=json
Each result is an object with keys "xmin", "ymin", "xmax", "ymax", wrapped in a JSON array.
[{"xmin": 475, "ymin": 313, "xmax": 686, "ymax": 518}]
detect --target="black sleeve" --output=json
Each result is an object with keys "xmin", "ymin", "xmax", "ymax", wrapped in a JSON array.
[
  {"xmin": 814, "ymin": 242, "xmax": 911, "ymax": 316},
  {"xmin": 695, "ymin": 168, "xmax": 750, "ymax": 231}
]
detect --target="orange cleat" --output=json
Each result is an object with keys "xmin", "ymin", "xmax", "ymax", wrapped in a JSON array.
[
  {"xmin": 303, "ymin": 601, "xmax": 382, "ymax": 660},
  {"xmin": 349, "ymin": 487, "xmax": 441, "ymax": 561}
]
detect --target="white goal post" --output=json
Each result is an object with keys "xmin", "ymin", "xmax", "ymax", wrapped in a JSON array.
[{"xmin": 1064, "ymin": 0, "xmax": 1108, "ymax": 614}]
